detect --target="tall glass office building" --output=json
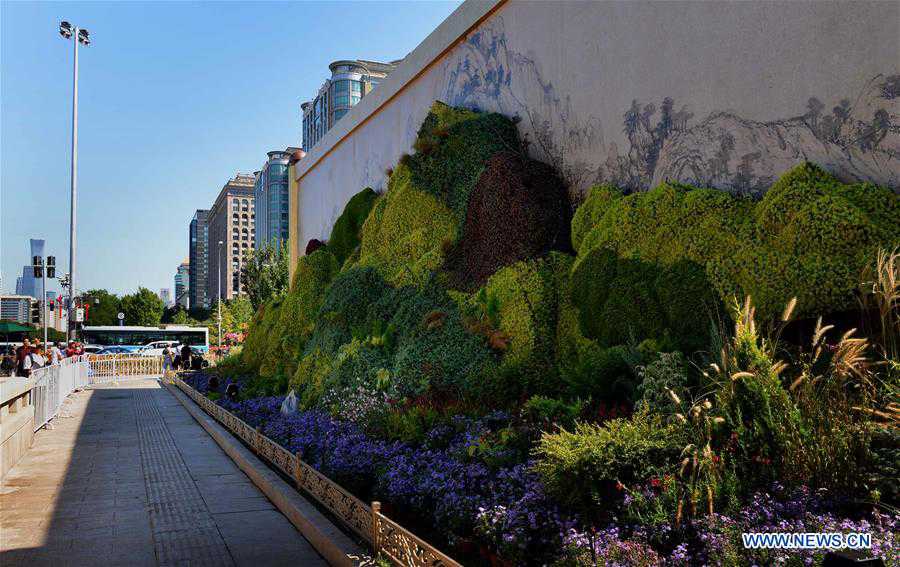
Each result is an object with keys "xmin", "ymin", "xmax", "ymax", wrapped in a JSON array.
[
  {"xmin": 254, "ymin": 148, "xmax": 298, "ymax": 250},
  {"xmin": 189, "ymin": 209, "xmax": 209, "ymax": 309},
  {"xmin": 301, "ymin": 59, "xmax": 400, "ymax": 151}
]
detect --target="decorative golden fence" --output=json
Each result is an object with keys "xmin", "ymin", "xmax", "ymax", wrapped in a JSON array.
[
  {"xmin": 172, "ymin": 377, "xmax": 461, "ymax": 567},
  {"xmin": 86, "ymin": 355, "xmax": 163, "ymax": 381}
]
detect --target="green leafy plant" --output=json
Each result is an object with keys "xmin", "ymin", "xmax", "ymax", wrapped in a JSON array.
[{"xmin": 533, "ymin": 407, "xmax": 683, "ymax": 524}]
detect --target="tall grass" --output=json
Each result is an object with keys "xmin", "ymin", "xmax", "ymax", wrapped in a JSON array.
[{"xmin": 859, "ymin": 248, "xmax": 900, "ymax": 362}]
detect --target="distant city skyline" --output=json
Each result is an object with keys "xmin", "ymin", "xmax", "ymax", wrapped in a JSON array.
[{"xmin": 1, "ymin": 1, "xmax": 461, "ymax": 295}]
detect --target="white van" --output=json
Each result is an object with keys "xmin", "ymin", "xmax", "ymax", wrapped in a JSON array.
[{"xmin": 137, "ymin": 340, "xmax": 181, "ymax": 357}]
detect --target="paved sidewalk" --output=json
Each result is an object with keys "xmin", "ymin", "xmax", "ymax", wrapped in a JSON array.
[{"xmin": 0, "ymin": 378, "xmax": 327, "ymax": 567}]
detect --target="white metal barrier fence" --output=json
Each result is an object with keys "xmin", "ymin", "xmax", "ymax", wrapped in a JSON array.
[
  {"xmin": 31, "ymin": 358, "xmax": 90, "ymax": 431},
  {"xmin": 28, "ymin": 355, "xmax": 164, "ymax": 431}
]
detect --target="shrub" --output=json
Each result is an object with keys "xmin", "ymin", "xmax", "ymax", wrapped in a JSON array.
[
  {"xmin": 241, "ymin": 298, "xmax": 282, "ymax": 375},
  {"xmin": 392, "ymin": 305, "xmax": 498, "ymax": 402},
  {"xmin": 319, "ymin": 339, "xmax": 393, "ymax": 423},
  {"xmin": 521, "ymin": 395, "xmax": 585, "ymax": 430},
  {"xmin": 328, "ymin": 187, "xmax": 379, "ymax": 266},
  {"xmin": 445, "ymin": 151, "xmax": 572, "ymax": 288},
  {"xmin": 635, "ymin": 352, "xmax": 690, "ymax": 414},
  {"xmin": 305, "ymin": 238, "xmax": 326, "ymax": 255},
  {"xmin": 533, "ymin": 407, "xmax": 683, "ymax": 522},
  {"xmin": 570, "ymin": 184, "xmax": 620, "ymax": 253},
  {"xmin": 292, "ymin": 348, "xmax": 334, "ymax": 409},
  {"xmin": 712, "ymin": 299, "xmax": 807, "ymax": 490}
]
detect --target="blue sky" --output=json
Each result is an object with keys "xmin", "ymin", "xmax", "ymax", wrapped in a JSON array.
[{"xmin": 1, "ymin": 0, "xmax": 460, "ymax": 297}]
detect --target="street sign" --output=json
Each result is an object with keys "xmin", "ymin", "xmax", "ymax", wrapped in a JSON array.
[
  {"xmin": 118, "ymin": 312, "xmax": 124, "ymax": 320},
  {"xmin": 75, "ymin": 308, "xmax": 84, "ymax": 322}
]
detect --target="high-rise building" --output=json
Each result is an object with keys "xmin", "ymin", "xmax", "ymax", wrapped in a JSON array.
[
  {"xmin": 158, "ymin": 288, "xmax": 173, "ymax": 307},
  {"xmin": 254, "ymin": 148, "xmax": 299, "ymax": 250},
  {"xmin": 301, "ymin": 59, "xmax": 400, "ymax": 151},
  {"xmin": 206, "ymin": 173, "xmax": 256, "ymax": 303},
  {"xmin": 175, "ymin": 260, "xmax": 190, "ymax": 309},
  {"xmin": 15, "ymin": 239, "xmax": 54, "ymax": 299},
  {"xmin": 189, "ymin": 209, "xmax": 210, "ymax": 310},
  {"xmin": 0, "ymin": 295, "xmax": 34, "ymax": 324}
]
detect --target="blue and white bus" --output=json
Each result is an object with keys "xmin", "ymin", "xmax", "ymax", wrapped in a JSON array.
[{"xmin": 81, "ymin": 325, "xmax": 209, "ymax": 352}]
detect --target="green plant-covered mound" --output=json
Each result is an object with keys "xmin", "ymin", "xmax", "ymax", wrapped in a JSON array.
[
  {"xmin": 357, "ymin": 165, "xmax": 457, "ymax": 286},
  {"xmin": 328, "ymin": 187, "xmax": 379, "ymax": 266},
  {"xmin": 356, "ymin": 103, "xmax": 523, "ymax": 287},
  {"xmin": 261, "ymin": 249, "xmax": 340, "ymax": 379},
  {"xmin": 475, "ymin": 253, "xmax": 572, "ymax": 399},
  {"xmin": 407, "ymin": 101, "xmax": 520, "ymax": 223},
  {"xmin": 445, "ymin": 151, "xmax": 572, "ymax": 289},
  {"xmin": 571, "ymin": 163, "xmax": 900, "ymax": 349}
]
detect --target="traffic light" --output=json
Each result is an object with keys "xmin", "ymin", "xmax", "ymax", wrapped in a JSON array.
[
  {"xmin": 47, "ymin": 256, "xmax": 56, "ymax": 278},
  {"xmin": 32, "ymin": 256, "xmax": 43, "ymax": 278}
]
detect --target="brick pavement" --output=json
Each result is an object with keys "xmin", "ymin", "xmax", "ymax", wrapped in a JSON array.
[{"xmin": 0, "ymin": 379, "xmax": 327, "ymax": 567}]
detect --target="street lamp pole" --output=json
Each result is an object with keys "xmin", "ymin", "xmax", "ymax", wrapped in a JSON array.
[
  {"xmin": 217, "ymin": 240, "xmax": 223, "ymax": 352},
  {"xmin": 42, "ymin": 267, "xmax": 48, "ymax": 346},
  {"xmin": 58, "ymin": 21, "xmax": 90, "ymax": 342}
]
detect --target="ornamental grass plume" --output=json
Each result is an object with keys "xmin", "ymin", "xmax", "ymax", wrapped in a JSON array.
[
  {"xmin": 859, "ymin": 247, "xmax": 900, "ymax": 361},
  {"xmin": 668, "ymin": 390, "xmax": 724, "ymax": 526}
]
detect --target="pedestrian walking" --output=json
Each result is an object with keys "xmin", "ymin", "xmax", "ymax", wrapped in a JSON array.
[
  {"xmin": 16, "ymin": 339, "xmax": 31, "ymax": 377},
  {"xmin": 180, "ymin": 343, "xmax": 192, "ymax": 371},
  {"xmin": 162, "ymin": 344, "xmax": 175, "ymax": 377}
]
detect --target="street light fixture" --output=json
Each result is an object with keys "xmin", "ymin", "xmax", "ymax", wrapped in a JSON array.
[{"xmin": 58, "ymin": 20, "xmax": 91, "ymax": 342}]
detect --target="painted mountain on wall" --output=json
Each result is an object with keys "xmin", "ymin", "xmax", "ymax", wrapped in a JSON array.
[{"xmin": 441, "ymin": 15, "xmax": 899, "ymax": 195}]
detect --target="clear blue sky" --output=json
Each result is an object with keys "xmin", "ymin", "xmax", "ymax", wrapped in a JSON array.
[{"xmin": 1, "ymin": 0, "xmax": 460, "ymax": 297}]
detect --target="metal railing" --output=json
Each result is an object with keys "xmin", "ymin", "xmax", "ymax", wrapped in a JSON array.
[
  {"xmin": 172, "ymin": 376, "xmax": 461, "ymax": 567},
  {"xmin": 27, "ymin": 355, "xmax": 164, "ymax": 431},
  {"xmin": 85, "ymin": 354, "xmax": 163, "ymax": 383},
  {"xmin": 31, "ymin": 358, "xmax": 90, "ymax": 431}
]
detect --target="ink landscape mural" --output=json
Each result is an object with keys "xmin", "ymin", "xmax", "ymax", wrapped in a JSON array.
[{"xmin": 441, "ymin": 15, "xmax": 900, "ymax": 196}]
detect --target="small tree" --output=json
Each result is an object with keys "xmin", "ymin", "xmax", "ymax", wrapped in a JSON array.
[
  {"xmin": 120, "ymin": 287, "xmax": 164, "ymax": 326},
  {"xmin": 83, "ymin": 288, "xmax": 120, "ymax": 326},
  {"xmin": 241, "ymin": 242, "xmax": 289, "ymax": 309}
]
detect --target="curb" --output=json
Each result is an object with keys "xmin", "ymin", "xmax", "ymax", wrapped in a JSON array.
[{"xmin": 162, "ymin": 381, "xmax": 368, "ymax": 567}]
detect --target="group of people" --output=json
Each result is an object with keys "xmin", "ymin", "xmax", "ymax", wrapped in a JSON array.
[
  {"xmin": 1, "ymin": 339, "xmax": 86, "ymax": 377},
  {"xmin": 162, "ymin": 343, "xmax": 195, "ymax": 374}
]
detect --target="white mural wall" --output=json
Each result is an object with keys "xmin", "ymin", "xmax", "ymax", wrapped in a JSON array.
[{"xmin": 293, "ymin": 0, "xmax": 899, "ymax": 258}]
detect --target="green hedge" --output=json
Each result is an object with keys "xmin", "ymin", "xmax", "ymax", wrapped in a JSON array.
[{"xmin": 241, "ymin": 298, "xmax": 282, "ymax": 376}]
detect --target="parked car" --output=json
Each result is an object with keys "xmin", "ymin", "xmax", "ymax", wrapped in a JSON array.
[
  {"xmin": 96, "ymin": 346, "xmax": 134, "ymax": 355},
  {"xmin": 137, "ymin": 340, "xmax": 182, "ymax": 357}
]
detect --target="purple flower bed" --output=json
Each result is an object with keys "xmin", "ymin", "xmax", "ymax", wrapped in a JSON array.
[{"xmin": 186, "ymin": 374, "xmax": 898, "ymax": 566}]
